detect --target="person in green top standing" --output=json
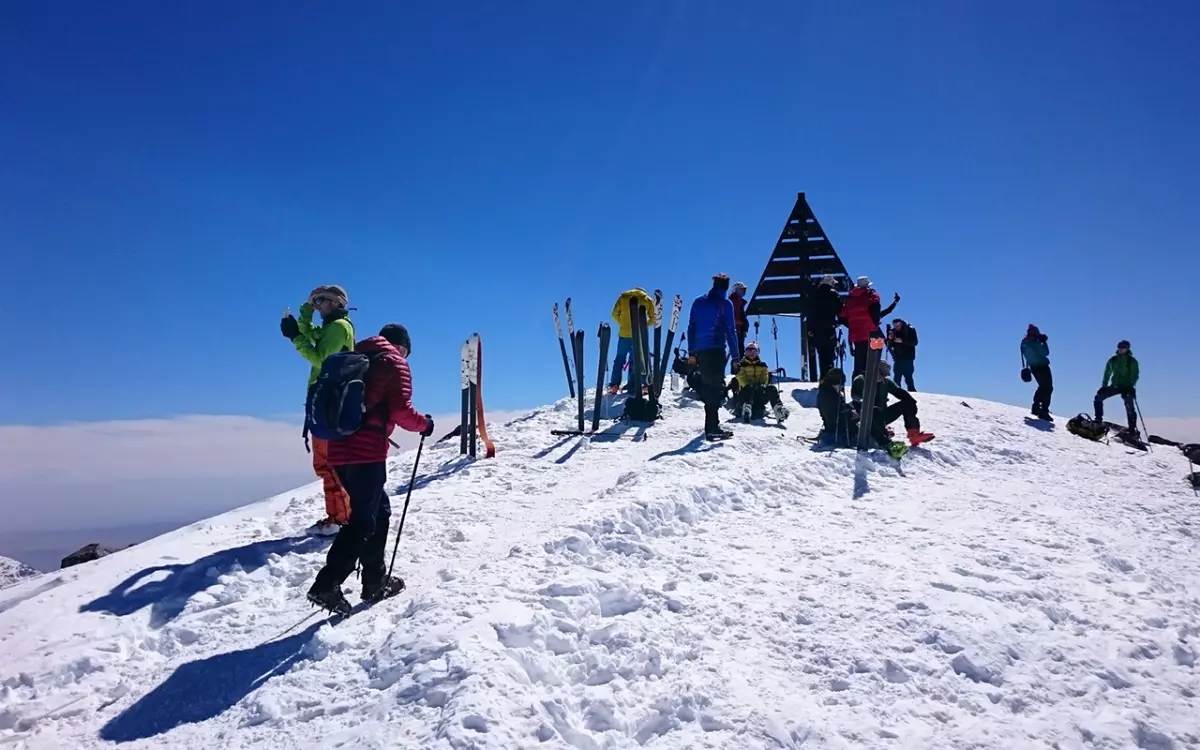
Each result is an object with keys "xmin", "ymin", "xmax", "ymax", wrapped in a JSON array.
[
  {"xmin": 280, "ymin": 284, "xmax": 356, "ymax": 535},
  {"xmin": 1093, "ymin": 340, "xmax": 1140, "ymax": 436}
]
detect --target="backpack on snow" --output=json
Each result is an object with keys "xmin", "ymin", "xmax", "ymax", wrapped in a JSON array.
[
  {"xmin": 304, "ymin": 351, "xmax": 387, "ymax": 442},
  {"xmin": 1066, "ymin": 413, "xmax": 1108, "ymax": 442}
]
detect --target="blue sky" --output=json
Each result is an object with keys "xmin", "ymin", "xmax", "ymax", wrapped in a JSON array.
[{"xmin": 3, "ymin": 0, "xmax": 1199, "ymax": 427}]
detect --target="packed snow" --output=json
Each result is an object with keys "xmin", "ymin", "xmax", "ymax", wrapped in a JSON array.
[
  {"xmin": 1, "ymin": 385, "xmax": 1197, "ymax": 749},
  {"xmin": 0, "ymin": 556, "xmax": 39, "ymax": 592}
]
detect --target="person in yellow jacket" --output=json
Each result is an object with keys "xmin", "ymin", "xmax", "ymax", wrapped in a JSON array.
[
  {"xmin": 280, "ymin": 284, "xmax": 355, "ymax": 536},
  {"xmin": 730, "ymin": 341, "xmax": 789, "ymax": 423},
  {"xmin": 608, "ymin": 288, "xmax": 657, "ymax": 394}
]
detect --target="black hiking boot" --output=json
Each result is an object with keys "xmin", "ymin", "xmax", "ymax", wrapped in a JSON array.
[
  {"xmin": 1036, "ymin": 409, "xmax": 1053, "ymax": 421},
  {"xmin": 362, "ymin": 575, "xmax": 406, "ymax": 603},
  {"xmin": 307, "ymin": 583, "xmax": 352, "ymax": 617},
  {"xmin": 705, "ymin": 428, "xmax": 734, "ymax": 441}
]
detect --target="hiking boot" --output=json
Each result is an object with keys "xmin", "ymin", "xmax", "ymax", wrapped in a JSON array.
[
  {"xmin": 306, "ymin": 517, "xmax": 343, "ymax": 537},
  {"xmin": 307, "ymin": 583, "xmax": 351, "ymax": 616},
  {"xmin": 886, "ymin": 442, "xmax": 910, "ymax": 460},
  {"xmin": 1036, "ymin": 409, "xmax": 1053, "ymax": 422},
  {"xmin": 907, "ymin": 428, "xmax": 935, "ymax": 447},
  {"xmin": 741, "ymin": 403, "xmax": 753, "ymax": 422},
  {"xmin": 772, "ymin": 403, "xmax": 789, "ymax": 422},
  {"xmin": 705, "ymin": 428, "xmax": 734, "ymax": 440},
  {"xmin": 362, "ymin": 575, "xmax": 406, "ymax": 603}
]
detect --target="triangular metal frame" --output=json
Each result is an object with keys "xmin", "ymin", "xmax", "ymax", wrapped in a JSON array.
[
  {"xmin": 746, "ymin": 192, "xmax": 851, "ymax": 317},
  {"xmin": 746, "ymin": 192, "xmax": 852, "ymax": 382}
]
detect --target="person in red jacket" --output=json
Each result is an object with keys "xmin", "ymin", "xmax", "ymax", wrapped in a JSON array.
[
  {"xmin": 307, "ymin": 323, "xmax": 434, "ymax": 616},
  {"xmin": 841, "ymin": 276, "xmax": 899, "ymax": 377},
  {"xmin": 730, "ymin": 281, "xmax": 750, "ymax": 359}
]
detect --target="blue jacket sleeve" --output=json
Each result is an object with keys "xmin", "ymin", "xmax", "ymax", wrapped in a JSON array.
[
  {"xmin": 686, "ymin": 301, "xmax": 698, "ymax": 350},
  {"xmin": 724, "ymin": 299, "xmax": 740, "ymax": 357}
]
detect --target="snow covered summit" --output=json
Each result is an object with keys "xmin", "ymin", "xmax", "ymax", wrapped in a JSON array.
[
  {"xmin": 1, "ymin": 386, "xmax": 1197, "ymax": 749},
  {"xmin": 0, "ymin": 556, "xmax": 39, "ymax": 592}
]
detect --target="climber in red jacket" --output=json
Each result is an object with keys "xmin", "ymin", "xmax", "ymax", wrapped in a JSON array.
[{"xmin": 840, "ymin": 276, "xmax": 899, "ymax": 377}]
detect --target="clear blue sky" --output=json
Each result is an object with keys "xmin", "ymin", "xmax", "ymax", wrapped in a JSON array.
[{"xmin": 4, "ymin": 0, "xmax": 1198, "ymax": 425}]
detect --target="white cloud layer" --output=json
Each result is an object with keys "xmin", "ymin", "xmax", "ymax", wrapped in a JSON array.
[
  {"xmin": 1143, "ymin": 417, "xmax": 1200, "ymax": 445},
  {"xmin": 0, "ymin": 410, "xmax": 527, "ymax": 544}
]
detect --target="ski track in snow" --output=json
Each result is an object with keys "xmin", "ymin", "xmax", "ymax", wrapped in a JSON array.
[{"xmin": 1, "ymin": 388, "xmax": 1198, "ymax": 749}]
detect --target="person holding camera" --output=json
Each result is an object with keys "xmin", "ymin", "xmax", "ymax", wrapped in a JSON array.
[{"xmin": 1020, "ymin": 324, "xmax": 1053, "ymax": 421}]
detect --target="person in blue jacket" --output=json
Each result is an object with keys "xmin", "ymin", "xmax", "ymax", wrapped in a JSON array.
[
  {"xmin": 687, "ymin": 273, "xmax": 742, "ymax": 439},
  {"xmin": 1021, "ymin": 324, "xmax": 1053, "ymax": 420}
]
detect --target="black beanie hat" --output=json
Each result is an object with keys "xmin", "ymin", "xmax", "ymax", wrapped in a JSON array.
[{"xmin": 380, "ymin": 324, "xmax": 411, "ymax": 354}]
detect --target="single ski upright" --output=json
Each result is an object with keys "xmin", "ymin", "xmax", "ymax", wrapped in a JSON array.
[
  {"xmin": 771, "ymin": 317, "xmax": 786, "ymax": 379},
  {"xmin": 628, "ymin": 295, "xmax": 644, "ymax": 398},
  {"xmin": 653, "ymin": 294, "xmax": 683, "ymax": 397},
  {"xmin": 856, "ymin": 335, "xmax": 885, "ymax": 452},
  {"xmin": 553, "ymin": 303, "xmax": 575, "ymax": 398},
  {"xmin": 460, "ymin": 337, "xmax": 471, "ymax": 456},
  {"xmin": 573, "ymin": 327, "xmax": 585, "ymax": 434},
  {"xmin": 593, "ymin": 323, "xmax": 611, "ymax": 432},
  {"xmin": 471, "ymin": 334, "xmax": 496, "ymax": 458},
  {"xmin": 653, "ymin": 289, "xmax": 663, "ymax": 389}
]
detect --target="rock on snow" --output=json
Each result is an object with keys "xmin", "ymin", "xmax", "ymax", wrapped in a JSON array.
[
  {"xmin": 0, "ymin": 556, "xmax": 39, "ymax": 592},
  {"xmin": 1, "ymin": 387, "xmax": 1197, "ymax": 749}
]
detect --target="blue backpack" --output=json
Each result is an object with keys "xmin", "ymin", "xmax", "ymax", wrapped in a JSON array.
[{"xmin": 304, "ymin": 351, "xmax": 386, "ymax": 442}]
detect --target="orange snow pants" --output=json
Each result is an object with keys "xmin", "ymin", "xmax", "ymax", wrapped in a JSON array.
[{"xmin": 311, "ymin": 437, "xmax": 351, "ymax": 524}]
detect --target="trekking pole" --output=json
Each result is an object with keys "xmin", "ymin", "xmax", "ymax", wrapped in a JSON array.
[
  {"xmin": 1134, "ymin": 396, "xmax": 1152, "ymax": 452},
  {"xmin": 386, "ymin": 434, "xmax": 426, "ymax": 580}
]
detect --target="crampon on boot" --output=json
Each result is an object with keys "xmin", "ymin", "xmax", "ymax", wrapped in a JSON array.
[
  {"xmin": 307, "ymin": 584, "xmax": 351, "ymax": 617},
  {"xmin": 907, "ymin": 428, "xmax": 935, "ymax": 447},
  {"xmin": 362, "ymin": 575, "xmax": 406, "ymax": 603}
]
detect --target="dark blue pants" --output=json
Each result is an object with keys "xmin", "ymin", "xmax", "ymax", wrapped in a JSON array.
[
  {"xmin": 893, "ymin": 358, "xmax": 915, "ymax": 391},
  {"xmin": 313, "ymin": 462, "xmax": 391, "ymax": 590}
]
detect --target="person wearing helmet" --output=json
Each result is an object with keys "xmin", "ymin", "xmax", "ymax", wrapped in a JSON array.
[
  {"xmin": 730, "ymin": 281, "xmax": 749, "ymax": 359},
  {"xmin": 817, "ymin": 367, "xmax": 908, "ymax": 459},
  {"xmin": 1094, "ymin": 340, "xmax": 1140, "ymax": 436},
  {"xmin": 851, "ymin": 360, "xmax": 934, "ymax": 447},
  {"xmin": 280, "ymin": 284, "xmax": 355, "ymax": 536},
  {"xmin": 730, "ymin": 341, "xmax": 789, "ymax": 423}
]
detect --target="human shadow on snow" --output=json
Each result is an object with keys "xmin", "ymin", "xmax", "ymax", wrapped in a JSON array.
[
  {"xmin": 789, "ymin": 388, "xmax": 819, "ymax": 409},
  {"xmin": 648, "ymin": 435, "xmax": 724, "ymax": 462},
  {"xmin": 1023, "ymin": 416, "xmax": 1055, "ymax": 433},
  {"xmin": 99, "ymin": 620, "xmax": 324, "ymax": 743},
  {"xmin": 79, "ymin": 536, "xmax": 327, "ymax": 628}
]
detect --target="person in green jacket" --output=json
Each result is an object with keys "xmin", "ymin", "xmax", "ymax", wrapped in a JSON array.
[
  {"xmin": 1093, "ymin": 340, "xmax": 1140, "ymax": 435},
  {"xmin": 280, "ymin": 284, "xmax": 356, "ymax": 535}
]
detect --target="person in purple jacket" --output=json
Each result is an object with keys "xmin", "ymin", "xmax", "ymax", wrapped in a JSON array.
[{"xmin": 687, "ymin": 273, "xmax": 742, "ymax": 439}]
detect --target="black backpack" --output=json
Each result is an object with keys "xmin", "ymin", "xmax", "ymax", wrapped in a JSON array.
[{"xmin": 1066, "ymin": 413, "xmax": 1108, "ymax": 442}]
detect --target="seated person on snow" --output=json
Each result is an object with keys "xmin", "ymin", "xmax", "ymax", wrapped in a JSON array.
[
  {"xmin": 851, "ymin": 360, "xmax": 935, "ymax": 447},
  {"xmin": 730, "ymin": 341, "xmax": 789, "ymax": 422},
  {"xmin": 816, "ymin": 368, "xmax": 908, "ymax": 459}
]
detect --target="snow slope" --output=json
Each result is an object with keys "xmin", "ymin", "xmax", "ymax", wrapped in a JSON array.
[
  {"xmin": 1, "ymin": 386, "xmax": 1198, "ymax": 750},
  {"xmin": 0, "ymin": 556, "xmax": 39, "ymax": 592}
]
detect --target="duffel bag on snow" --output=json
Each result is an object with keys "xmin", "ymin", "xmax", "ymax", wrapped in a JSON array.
[{"xmin": 1066, "ymin": 413, "xmax": 1108, "ymax": 442}]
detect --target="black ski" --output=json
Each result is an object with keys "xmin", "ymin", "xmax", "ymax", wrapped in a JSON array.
[
  {"xmin": 572, "ymin": 328, "xmax": 585, "ymax": 434},
  {"xmin": 653, "ymin": 289, "xmax": 663, "ymax": 390},
  {"xmin": 856, "ymin": 335, "xmax": 885, "ymax": 452},
  {"xmin": 593, "ymin": 322, "xmax": 611, "ymax": 432},
  {"xmin": 553, "ymin": 302, "xmax": 575, "ymax": 398},
  {"xmin": 628, "ymin": 295, "xmax": 644, "ymax": 398}
]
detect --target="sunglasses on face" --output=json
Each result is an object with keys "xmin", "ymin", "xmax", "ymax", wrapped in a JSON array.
[{"xmin": 313, "ymin": 296, "xmax": 330, "ymax": 306}]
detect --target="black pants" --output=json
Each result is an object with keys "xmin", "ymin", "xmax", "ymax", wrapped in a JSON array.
[
  {"xmin": 313, "ymin": 462, "xmax": 391, "ymax": 591},
  {"xmin": 811, "ymin": 328, "xmax": 837, "ymax": 380},
  {"xmin": 1030, "ymin": 365, "xmax": 1053, "ymax": 411},
  {"xmin": 736, "ymin": 330, "xmax": 747, "ymax": 358},
  {"xmin": 893, "ymin": 358, "xmax": 915, "ymax": 391},
  {"xmin": 696, "ymin": 349, "xmax": 728, "ymax": 433},
  {"xmin": 1095, "ymin": 386, "xmax": 1137, "ymax": 430},
  {"xmin": 877, "ymin": 399, "xmax": 920, "ymax": 432},
  {"xmin": 733, "ymin": 384, "xmax": 783, "ymax": 414}
]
